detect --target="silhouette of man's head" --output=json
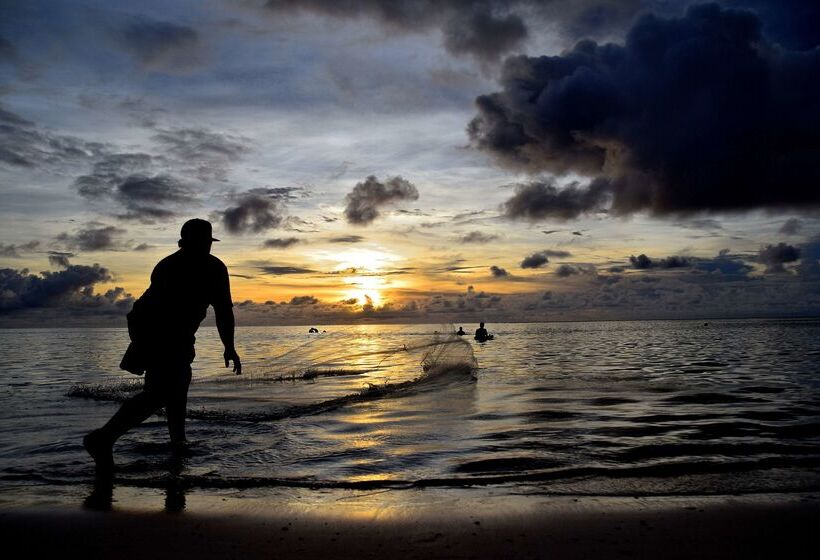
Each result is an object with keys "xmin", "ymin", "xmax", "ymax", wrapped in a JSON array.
[
  {"xmin": 480, "ymin": 322, "xmax": 485, "ymax": 327},
  {"xmin": 178, "ymin": 219, "xmax": 219, "ymax": 254}
]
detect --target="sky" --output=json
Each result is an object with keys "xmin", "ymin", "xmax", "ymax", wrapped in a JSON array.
[{"xmin": 1, "ymin": 0, "xmax": 819, "ymax": 326}]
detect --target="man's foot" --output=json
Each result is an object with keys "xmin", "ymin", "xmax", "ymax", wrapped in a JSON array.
[{"xmin": 83, "ymin": 430, "xmax": 114, "ymax": 473}]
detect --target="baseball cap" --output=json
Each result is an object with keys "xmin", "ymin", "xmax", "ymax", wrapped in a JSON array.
[{"xmin": 180, "ymin": 219, "xmax": 220, "ymax": 242}]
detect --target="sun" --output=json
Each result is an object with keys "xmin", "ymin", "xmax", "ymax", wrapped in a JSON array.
[
  {"xmin": 341, "ymin": 275, "xmax": 385, "ymax": 308},
  {"xmin": 329, "ymin": 248, "xmax": 400, "ymax": 273}
]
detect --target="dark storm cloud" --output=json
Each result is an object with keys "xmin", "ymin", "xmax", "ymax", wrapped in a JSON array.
[
  {"xmin": 344, "ymin": 175, "xmax": 419, "ymax": 226},
  {"xmin": 115, "ymin": 17, "xmax": 204, "ymax": 73},
  {"xmin": 263, "ymin": 237, "xmax": 301, "ymax": 249},
  {"xmin": 460, "ymin": 231, "xmax": 498, "ymax": 244},
  {"xmin": 757, "ymin": 243, "xmax": 801, "ymax": 273},
  {"xmin": 502, "ymin": 179, "xmax": 610, "ymax": 221},
  {"xmin": 0, "ymin": 241, "xmax": 39, "ymax": 258},
  {"xmin": 328, "ymin": 235, "xmax": 365, "ymax": 244},
  {"xmin": 0, "ymin": 264, "xmax": 130, "ymax": 312},
  {"xmin": 779, "ymin": 218, "xmax": 803, "ymax": 236},
  {"xmin": 290, "ymin": 295, "xmax": 318, "ymax": 305},
  {"xmin": 442, "ymin": 8, "xmax": 526, "ymax": 63},
  {"xmin": 629, "ymin": 254, "xmax": 693, "ymax": 270},
  {"xmin": 55, "ymin": 225, "xmax": 126, "ymax": 252},
  {"xmin": 490, "ymin": 265, "xmax": 508, "ymax": 277},
  {"xmin": 220, "ymin": 193, "xmax": 285, "ymax": 234},
  {"xmin": 0, "ymin": 35, "xmax": 16, "ymax": 61},
  {"xmin": 264, "ymin": 0, "xmax": 528, "ymax": 62},
  {"xmin": 0, "ymin": 105, "xmax": 108, "ymax": 169},
  {"xmin": 723, "ymin": 0, "xmax": 820, "ymax": 50},
  {"xmin": 471, "ymin": 4, "xmax": 820, "ymax": 218}
]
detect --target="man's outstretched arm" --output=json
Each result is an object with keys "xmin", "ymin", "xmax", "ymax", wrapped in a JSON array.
[{"xmin": 215, "ymin": 305, "xmax": 242, "ymax": 375}]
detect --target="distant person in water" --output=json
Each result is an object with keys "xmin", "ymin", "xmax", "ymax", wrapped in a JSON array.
[
  {"xmin": 474, "ymin": 322, "xmax": 490, "ymax": 341},
  {"xmin": 84, "ymin": 219, "xmax": 241, "ymax": 472},
  {"xmin": 456, "ymin": 326, "xmax": 466, "ymax": 336}
]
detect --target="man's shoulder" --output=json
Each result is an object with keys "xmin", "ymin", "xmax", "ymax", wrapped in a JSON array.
[
  {"xmin": 206, "ymin": 254, "xmax": 228, "ymax": 272},
  {"xmin": 152, "ymin": 251, "xmax": 181, "ymax": 272}
]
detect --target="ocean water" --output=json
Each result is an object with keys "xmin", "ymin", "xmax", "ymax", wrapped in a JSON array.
[{"xmin": 2, "ymin": 319, "xmax": 820, "ymax": 502}]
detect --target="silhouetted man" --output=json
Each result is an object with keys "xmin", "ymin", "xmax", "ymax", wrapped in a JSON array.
[
  {"xmin": 84, "ymin": 219, "xmax": 241, "ymax": 471},
  {"xmin": 474, "ymin": 322, "xmax": 489, "ymax": 341}
]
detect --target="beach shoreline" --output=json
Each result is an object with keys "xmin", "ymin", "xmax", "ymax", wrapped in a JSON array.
[{"xmin": 2, "ymin": 488, "xmax": 818, "ymax": 559}]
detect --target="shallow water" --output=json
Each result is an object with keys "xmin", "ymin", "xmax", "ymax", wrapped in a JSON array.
[{"xmin": 2, "ymin": 319, "xmax": 820, "ymax": 500}]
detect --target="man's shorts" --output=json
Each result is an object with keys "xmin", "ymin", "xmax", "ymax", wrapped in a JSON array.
[{"xmin": 144, "ymin": 345, "xmax": 194, "ymax": 402}]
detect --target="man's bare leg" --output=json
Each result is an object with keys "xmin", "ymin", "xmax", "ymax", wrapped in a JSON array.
[
  {"xmin": 84, "ymin": 390, "xmax": 163, "ymax": 471},
  {"xmin": 166, "ymin": 365, "xmax": 192, "ymax": 448}
]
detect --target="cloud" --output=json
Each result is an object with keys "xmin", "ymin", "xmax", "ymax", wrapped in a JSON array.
[
  {"xmin": 555, "ymin": 264, "xmax": 579, "ymax": 277},
  {"xmin": 73, "ymin": 152, "xmax": 198, "ymax": 222},
  {"xmin": 502, "ymin": 179, "xmax": 611, "ymax": 221},
  {"xmin": 258, "ymin": 265, "xmax": 315, "ymax": 275},
  {"xmin": 0, "ymin": 35, "xmax": 16, "ymax": 61},
  {"xmin": 676, "ymin": 218, "xmax": 724, "ymax": 231},
  {"xmin": 0, "ymin": 264, "xmax": 131, "ymax": 312},
  {"xmin": 220, "ymin": 193, "xmax": 285, "ymax": 234},
  {"xmin": 0, "ymin": 241, "xmax": 40, "ymax": 258},
  {"xmin": 542, "ymin": 249, "xmax": 572, "ymax": 258},
  {"xmin": 328, "ymin": 235, "xmax": 365, "ymax": 243},
  {"xmin": 263, "ymin": 0, "xmax": 529, "ymax": 63},
  {"xmin": 471, "ymin": 4, "xmax": 820, "ymax": 218},
  {"xmin": 459, "ymin": 231, "xmax": 499, "ymax": 244},
  {"xmin": 520, "ymin": 251, "xmax": 550, "ymax": 269},
  {"xmin": 489, "ymin": 265, "xmax": 509, "ymax": 277},
  {"xmin": 758, "ymin": 243, "xmax": 801, "ymax": 273},
  {"xmin": 519, "ymin": 249, "xmax": 572, "ymax": 270},
  {"xmin": 344, "ymin": 175, "xmax": 419, "ymax": 225},
  {"xmin": 47, "ymin": 251, "xmax": 73, "ymax": 268},
  {"xmin": 779, "ymin": 218, "xmax": 803, "ymax": 236},
  {"xmin": 290, "ymin": 295, "xmax": 318, "ymax": 305},
  {"xmin": 441, "ymin": 8, "xmax": 527, "ymax": 63},
  {"xmin": 152, "ymin": 128, "xmax": 250, "ymax": 181},
  {"xmin": 0, "ymin": 105, "xmax": 108, "ymax": 168},
  {"xmin": 555, "ymin": 263, "xmax": 596, "ymax": 277},
  {"xmin": 73, "ymin": 153, "xmax": 155, "ymax": 198},
  {"xmin": 114, "ymin": 174, "xmax": 195, "ymax": 221},
  {"xmin": 695, "ymin": 249, "xmax": 753, "ymax": 276},
  {"xmin": 115, "ymin": 17, "xmax": 205, "ymax": 73},
  {"xmin": 629, "ymin": 254, "xmax": 693, "ymax": 270},
  {"xmin": 263, "ymin": 237, "xmax": 301, "ymax": 249},
  {"xmin": 55, "ymin": 225, "xmax": 127, "ymax": 252},
  {"xmin": 133, "ymin": 243, "xmax": 153, "ymax": 251}
]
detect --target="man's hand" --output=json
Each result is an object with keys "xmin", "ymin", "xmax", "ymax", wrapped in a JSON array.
[{"xmin": 224, "ymin": 347, "xmax": 242, "ymax": 375}]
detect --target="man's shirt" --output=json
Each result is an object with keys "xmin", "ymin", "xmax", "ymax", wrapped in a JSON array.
[{"xmin": 136, "ymin": 250, "xmax": 232, "ymax": 346}]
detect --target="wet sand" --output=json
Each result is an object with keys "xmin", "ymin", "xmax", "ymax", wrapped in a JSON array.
[{"xmin": 2, "ymin": 490, "xmax": 818, "ymax": 559}]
